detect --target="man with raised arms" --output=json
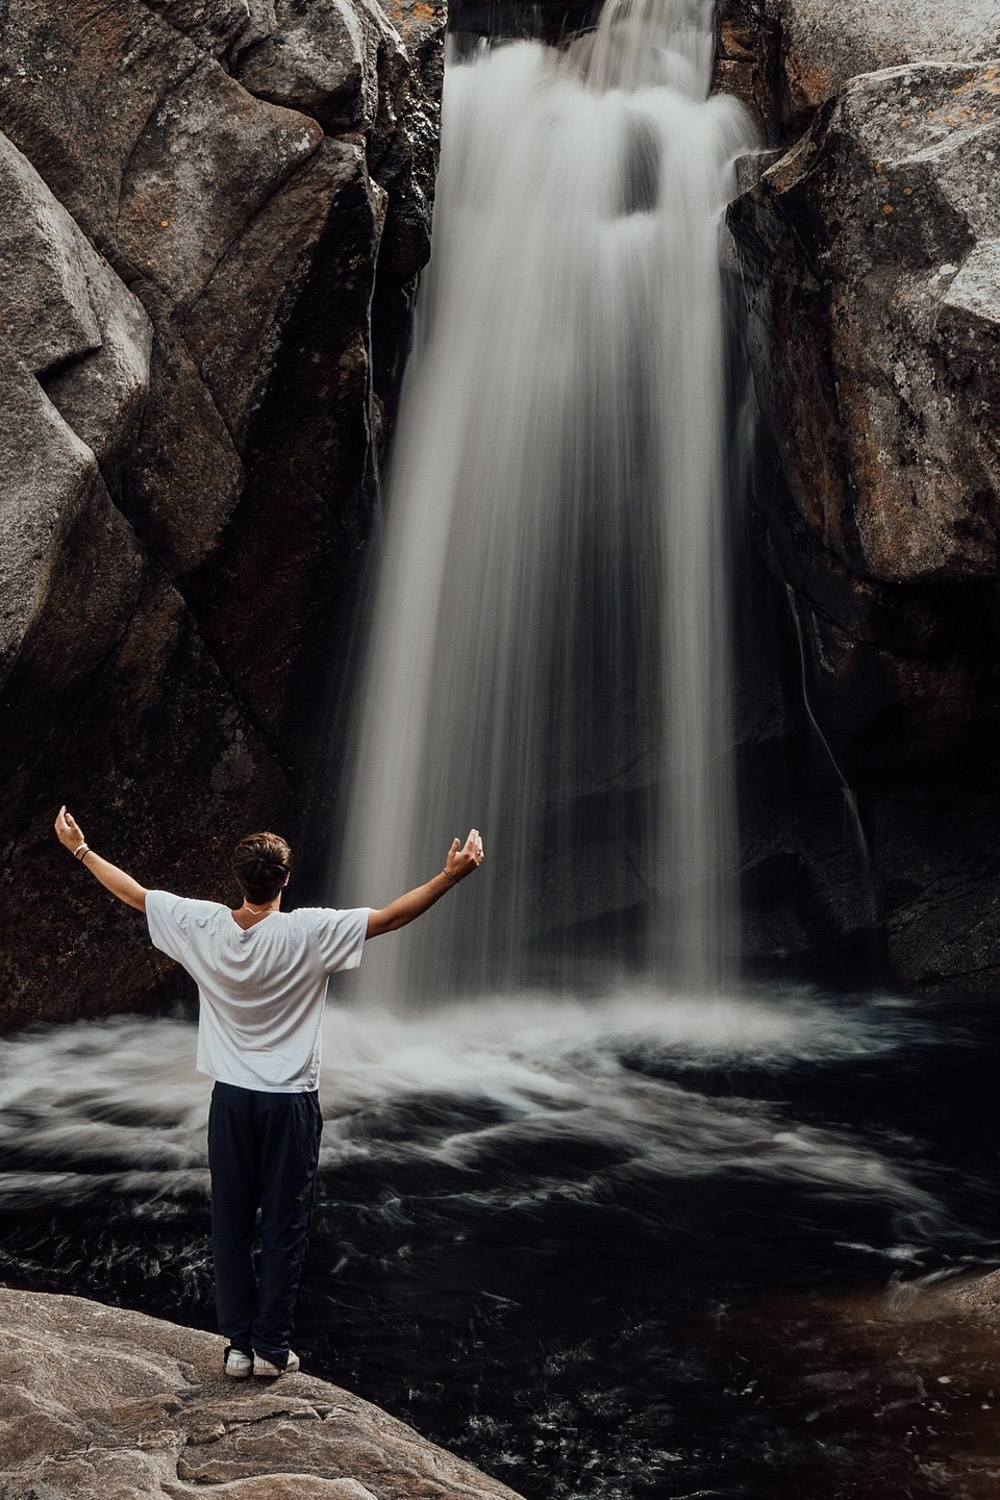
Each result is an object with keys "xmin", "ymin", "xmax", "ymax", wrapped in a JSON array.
[{"xmin": 53, "ymin": 807, "xmax": 484, "ymax": 1380}]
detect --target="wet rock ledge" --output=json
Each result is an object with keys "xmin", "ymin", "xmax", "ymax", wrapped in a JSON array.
[{"xmin": 0, "ymin": 1287, "xmax": 525, "ymax": 1500}]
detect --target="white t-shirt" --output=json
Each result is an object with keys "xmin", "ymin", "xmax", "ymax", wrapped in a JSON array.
[{"xmin": 146, "ymin": 891, "xmax": 370, "ymax": 1093}]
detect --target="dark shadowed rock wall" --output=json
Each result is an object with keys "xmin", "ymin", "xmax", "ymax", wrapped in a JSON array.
[
  {"xmin": 723, "ymin": 1, "xmax": 1000, "ymax": 992},
  {"xmin": 0, "ymin": 0, "xmax": 443, "ymax": 1029}
]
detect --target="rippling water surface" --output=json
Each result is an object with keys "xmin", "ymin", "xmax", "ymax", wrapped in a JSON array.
[{"xmin": 3, "ymin": 989, "xmax": 1000, "ymax": 1497}]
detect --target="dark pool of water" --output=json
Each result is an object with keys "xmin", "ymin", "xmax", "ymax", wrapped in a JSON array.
[{"xmin": 2, "ymin": 989, "xmax": 999, "ymax": 1498}]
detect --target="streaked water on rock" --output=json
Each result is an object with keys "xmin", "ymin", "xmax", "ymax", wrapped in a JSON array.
[{"xmin": 335, "ymin": 0, "xmax": 752, "ymax": 1001}]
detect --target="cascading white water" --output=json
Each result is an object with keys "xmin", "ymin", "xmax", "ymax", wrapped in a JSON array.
[{"xmin": 334, "ymin": 0, "xmax": 753, "ymax": 1003}]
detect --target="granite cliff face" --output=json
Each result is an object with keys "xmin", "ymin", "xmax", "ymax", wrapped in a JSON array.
[
  {"xmin": 0, "ymin": 0, "xmax": 443, "ymax": 1029},
  {"xmin": 4, "ymin": 0, "xmax": 999, "ymax": 1011},
  {"xmin": 723, "ymin": 1, "xmax": 1000, "ymax": 991}
]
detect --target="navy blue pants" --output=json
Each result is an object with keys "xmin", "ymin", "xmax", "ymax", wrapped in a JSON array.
[{"xmin": 207, "ymin": 1081, "xmax": 323, "ymax": 1366}]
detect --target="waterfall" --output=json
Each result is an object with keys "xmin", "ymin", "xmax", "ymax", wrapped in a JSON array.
[{"xmin": 333, "ymin": 0, "xmax": 753, "ymax": 1003}]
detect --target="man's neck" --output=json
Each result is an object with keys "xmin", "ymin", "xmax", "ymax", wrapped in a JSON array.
[{"xmin": 231, "ymin": 897, "xmax": 281, "ymax": 929}]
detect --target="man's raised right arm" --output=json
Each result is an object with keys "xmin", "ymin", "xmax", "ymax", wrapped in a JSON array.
[
  {"xmin": 54, "ymin": 806, "xmax": 148, "ymax": 912},
  {"xmin": 365, "ymin": 828, "xmax": 484, "ymax": 939}
]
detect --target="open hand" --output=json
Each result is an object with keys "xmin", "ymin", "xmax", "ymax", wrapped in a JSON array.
[
  {"xmin": 54, "ymin": 805, "xmax": 86, "ymax": 855},
  {"xmin": 444, "ymin": 828, "xmax": 484, "ymax": 882}
]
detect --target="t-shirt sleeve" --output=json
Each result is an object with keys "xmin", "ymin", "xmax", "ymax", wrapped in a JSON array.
[
  {"xmin": 309, "ymin": 907, "xmax": 370, "ymax": 974},
  {"xmin": 145, "ymin": 890, "xmax": 194, "ymax": 963}
]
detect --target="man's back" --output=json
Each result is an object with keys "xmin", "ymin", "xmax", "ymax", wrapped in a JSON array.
[{"xmin": 146, "ymin": 892, "xmax": 368, "ymax": 1092}]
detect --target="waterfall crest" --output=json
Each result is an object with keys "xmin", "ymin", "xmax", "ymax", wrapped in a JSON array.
[{"xmin": 334, "ymin": 0, "xmax": 753, "ymax": 1002}]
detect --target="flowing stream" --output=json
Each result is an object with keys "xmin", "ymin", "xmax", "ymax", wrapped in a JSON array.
[
  {"xmin": 3, "ymin": 993, "xmax": 1000, "ymax": 1498},
  {"xmin": 336, "ymin": 0, "xmax": 752, "ymax": 1000}
]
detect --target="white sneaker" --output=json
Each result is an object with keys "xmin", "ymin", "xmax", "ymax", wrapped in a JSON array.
[
  {"xmin": 252, "ymin": 1349, "xmax": 300, "ymax": 1379},
  {"xmin": 224, "ymin": 1347, "xmax": 253, "ymax": 1380}
]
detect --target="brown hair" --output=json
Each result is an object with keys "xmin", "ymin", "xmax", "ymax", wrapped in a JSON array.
[{"xmin": 232, "ymin": 832, "xmax": 292, "ymax": 904}]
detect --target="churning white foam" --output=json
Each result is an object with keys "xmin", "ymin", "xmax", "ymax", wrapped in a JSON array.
[{"xmin": 0, "ymin": 991, "xmax": 942, "ymax": 1236}]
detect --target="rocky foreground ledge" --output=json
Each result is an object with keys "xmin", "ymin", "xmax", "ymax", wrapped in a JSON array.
[{"xmin": 0, "ymin": 1288, "xmax": 525, "ymax": 1500}]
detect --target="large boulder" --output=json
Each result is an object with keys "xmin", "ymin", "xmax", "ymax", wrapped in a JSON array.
[
  {"xmin": 0, "ymin": 1287, "xmax": 525, "ymax": 1500},
  {"xmin": 0, "ymin": 0, "xmax": 444, "ymax": 1031},
  {"xmin": 0, "ymin": 135, "xmax": 150, "ymax": 839},
  {"xmin": 716, "ymin": 0, "xmax": 1000, "ymax": 142},
  {"xmin": 727, "ymin": 42, "xmax": 1000, "ymax": 991},
  {"xmin": 731, "ymin": 63, "xmax": 1000, "ymax": 588}
]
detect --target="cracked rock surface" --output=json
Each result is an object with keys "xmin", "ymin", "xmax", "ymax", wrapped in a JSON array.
[
  {"xmin": 0, "ymin": 1287, "xmax": 526, "ymax": 1500},
  {"xmin": 716, "ymin": 0, "xmax": 1000, "ymax": 144},
  {"xmin": 0, "ymin": 0, "xmax": 444, "ymax": 1031}
]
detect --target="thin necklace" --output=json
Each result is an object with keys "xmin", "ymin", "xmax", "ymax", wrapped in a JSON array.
[{"xmin": 242, "ymin": 901, "xmax": 276, "ymax": 915}]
